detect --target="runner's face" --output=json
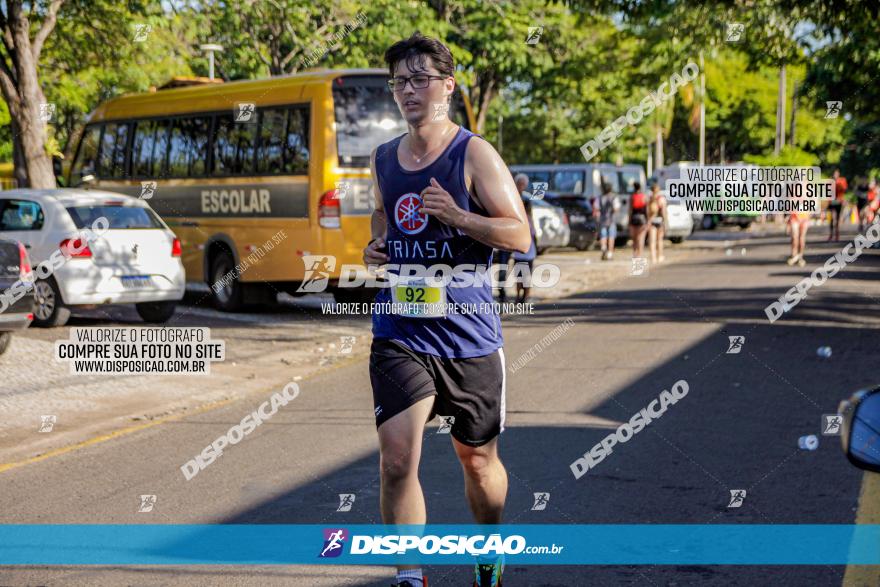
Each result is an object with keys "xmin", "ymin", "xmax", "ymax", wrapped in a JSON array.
[{"xmin": 391, "ymin": 57, "xmax": 454, "ymax": 125}]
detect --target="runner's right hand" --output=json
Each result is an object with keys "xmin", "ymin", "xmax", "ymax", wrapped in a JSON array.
[{"xmin": 363, "ymin": 237, "xmax": 388, "ymax": 266}]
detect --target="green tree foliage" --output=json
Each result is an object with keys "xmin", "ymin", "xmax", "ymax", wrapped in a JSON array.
[{"xmin": 0, "ymin": 0, "xmax": 870, "ymax": 181}]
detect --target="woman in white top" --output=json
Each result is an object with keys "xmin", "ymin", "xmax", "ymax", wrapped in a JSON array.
[{"xmin": 647, "ymin": 182, "xmax": 668, "ymax": 264}]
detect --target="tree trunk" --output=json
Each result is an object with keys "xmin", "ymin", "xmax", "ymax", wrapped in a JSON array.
[
  {"xmin": 475, "ymin": 78, "xmax": 495, "ymax": 135},
  {"xmin": 4, "ymin": 1, "xmax": 58, "ymax": 188},
  {"xmin": 654, "ymin": 125, "xmax": 664, "ymax": 171},
  {"xmin": 789, "ymin": 81, "xmax": 798, "ymax": 146},
  {"xmin": 10, "ymin": 117, "xmax": 27, "ymax": 188}
]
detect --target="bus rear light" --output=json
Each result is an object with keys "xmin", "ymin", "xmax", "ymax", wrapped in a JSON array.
[{"xmin": 319, "ymin": 190, "xmax": 341, "ymax": 229}]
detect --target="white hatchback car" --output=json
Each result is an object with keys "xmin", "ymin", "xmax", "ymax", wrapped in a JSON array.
[
  {"xmin": 0, "ymin": 189, "xmax": 185, "ymax": 327},
  {"xmin": 661, "ymin": 192, "xmax": 694, "ymax": 243}
]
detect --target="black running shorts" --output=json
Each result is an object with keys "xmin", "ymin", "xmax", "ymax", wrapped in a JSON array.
[{"xmin": 369, "ymin": 338, "xmax": 506, "ymax": 447}]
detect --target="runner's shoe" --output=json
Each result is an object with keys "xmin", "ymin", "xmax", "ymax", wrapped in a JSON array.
[
  {"xmin": 391, "ymin": 577, "xmax": 427, "ymax": 587},
  {"xmin": 473, "ymin": 554, "xmax": 504, "ymax": 586}
]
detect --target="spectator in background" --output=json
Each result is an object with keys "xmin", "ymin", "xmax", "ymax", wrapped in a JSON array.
[
  {"xmin": 512, "ymin": 188, "xmax": 537, "ymax": 303},
  {"xmin": 594, "ymin": 181, "xmax": 620, "ymax": 260},
  {"xmin": 496, "ymin": 172, "xmax": 532, "ymax": 302},
  {"xmin": 829, "ymin": 169, "xmax": 847, "ymax": 242},
  {"xmin": 647, "ymin": 182, "xmax": 668, "ymax": 264},
  {"xmin": 855, "ymin": 177, "xmax": 870, "ymax": 232},
  {"xmin": 866, "ymin": 179, "xmax": 879, "ymax": 226},
  {"xmin": 628, "ymin": 181, "xmax": 649, "ymax": 260}
]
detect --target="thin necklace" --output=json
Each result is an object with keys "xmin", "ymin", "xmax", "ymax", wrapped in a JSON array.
[{"xmin": 407, "ymin": 123, "xmax": 457, "ymax": 164}]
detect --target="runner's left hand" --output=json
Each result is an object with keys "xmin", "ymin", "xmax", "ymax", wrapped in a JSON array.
[{"xmin": 422, "ymin": 177, "xmax": 464, "ymax": 227}]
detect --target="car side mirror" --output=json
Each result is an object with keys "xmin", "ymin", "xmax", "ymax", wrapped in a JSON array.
[{"xmin": 839, "ymin": 386, "xmax": 880, "ymax": 473}]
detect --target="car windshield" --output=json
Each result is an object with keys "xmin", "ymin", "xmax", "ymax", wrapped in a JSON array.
[{"xmin": 66, "ymin": 205, "xmax": 164, "ymax": 230}]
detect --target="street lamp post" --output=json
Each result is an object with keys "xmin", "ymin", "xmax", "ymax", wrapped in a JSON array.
[{"xmin": 200, "ymin": 44, "xmax": 224, "ymax": 80}]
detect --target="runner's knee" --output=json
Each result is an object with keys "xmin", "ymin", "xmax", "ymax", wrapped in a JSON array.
[
  {"xmin": 379, "ymin": 441, "xmax": 419, "ymax": 482},
  {"xmin": 455, "ymin": 445, "xmax": 496, "ymax": 476}
]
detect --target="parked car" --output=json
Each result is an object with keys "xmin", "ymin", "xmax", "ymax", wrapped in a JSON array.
[
  {"xmin": 663, "ymin": 194, "xmax": 694, "ymax": 243},
  {"xmin": 650, "ymin": 162, "xmax": 756, "ymax": 231},
  {"xmin": 0, "ymin": 189, "xmax": 185, "ymax": 327},
  {"xmin": 530, "ymin": 198, "xmax": 570, "ymax": 253},
  {"xmin": 698, "ymin": 213, "xmax": 753, "ymax": 231},
  {"xmin": 0, "ymin": 238, "xmax": 35, "ymax": 356},
  {"xmin": 543, "ymin": 193, "xmax": 598, "ymax": 251},
  {"xmin": 511, "ymin": 162, "xmax": 647, "ymax": 237},
  {"xmin": 838, "ymin": 385, "xmax": 880, "ymax": 473}
]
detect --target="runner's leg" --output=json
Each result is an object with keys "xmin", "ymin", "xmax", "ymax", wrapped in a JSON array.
[
  {"xmin": 798, "ymin": 219, "xmax": 809, "ymax": 258},
  {"xmin": 378, "ymin": 396, "xmax": 435, "ymax": 575},
  {"xmin": 378, "ymin": 396, "xmax": 434, "ymax": 524},
  {"xmin": 657, "ymin": 224, "xmax": 665, "ymax": 261},
  {"xmin": 452, "ymin": 436, "xmax": 508, "ymax": 524}
]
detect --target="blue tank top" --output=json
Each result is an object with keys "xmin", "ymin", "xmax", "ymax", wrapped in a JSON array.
[{"xmin": 372, "ymin": 126, "xmax": 503, "ymax": 359}]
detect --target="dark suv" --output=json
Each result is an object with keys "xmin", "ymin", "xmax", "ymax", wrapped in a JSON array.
[
  {"xmin": 543, "ymin": 193, "xmax": 598, "ymax": 251},
  {"xmin": 0, "ymin": 238, "xmax": 35, "ymax": 356}
]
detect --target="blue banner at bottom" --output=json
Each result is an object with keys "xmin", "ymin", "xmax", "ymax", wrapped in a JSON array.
[{"xmin": 0, "ymin": 525, "xmax": 878, "ymax": 565}]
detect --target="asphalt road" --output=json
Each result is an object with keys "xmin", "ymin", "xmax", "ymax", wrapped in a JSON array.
[{"xmin": 1, "ymin": 227, "xmax": 878, "ymax": 586}]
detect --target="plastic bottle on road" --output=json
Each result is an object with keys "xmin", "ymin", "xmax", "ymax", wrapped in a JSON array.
[{"xmin": 798, "ymin": 435, "xmax": 819, "ymax": 450}]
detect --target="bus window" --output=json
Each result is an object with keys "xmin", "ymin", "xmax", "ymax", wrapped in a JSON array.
[
  {"xmin": 71, "ymin": 124, "xmax": 102, "ymax": 181},
  {"xmin": 213, "ymin": 113, "xmax": 257, "ymax": 176},
  {"xmin": 333, "ymin": 77, "xmax": 405, "ymax": 168},
  {"xmin": 333, "ymin": 75, "xmax": 471, "ymax": 168},
  {"xmin": 168, "ymin": 116, "xmax": 210, "ymax": 177},
  {"xmin": 132, "ymin": 119, "xmax": 170, "ymax": 178},
  {"xmin": 285, "ymin": 107, "xmax": 310, "ymax": 174},
  {"xmin": 256, "ymin": 106, "xmax": 310, "ymax": 175},
  {"xmin": 97, "ymin": 122, "xmax": 129, "ymax": 179}
]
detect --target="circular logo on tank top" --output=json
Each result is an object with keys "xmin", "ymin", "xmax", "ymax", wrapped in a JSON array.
[{"xmin": 394, "ymin": 193, "xmax": 428, "ymax": 235}]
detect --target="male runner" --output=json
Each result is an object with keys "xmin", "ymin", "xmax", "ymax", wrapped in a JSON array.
[{"xmin": 363, "ymin": 32, "xmax": 531, "ymax": 587}]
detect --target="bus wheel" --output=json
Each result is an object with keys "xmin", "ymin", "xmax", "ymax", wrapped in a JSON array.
[{"xmin": 209, "ymin": 251, "xmax": 243, "ymax": 312}]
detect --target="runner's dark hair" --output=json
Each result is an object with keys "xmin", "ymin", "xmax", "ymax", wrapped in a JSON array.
[{"xmin": 385, "ymin": 32, "xmax": 455, "ymax": 79}]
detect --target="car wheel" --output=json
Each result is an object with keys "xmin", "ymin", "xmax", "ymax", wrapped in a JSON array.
[
  {"xmin": 32, "ymin": 277, "xmax": 71, "ymax": 327},
  {"xmin": 701, "ymin": 215, "xmax": 717, "ymax": 230},
  {"xmin": 0, "ymin": 332, "xmax": 11, "ymax": 357},
  {"xmin": 209, "ymin": 251, "xmax": 243, "ymax": 312},
  {"xmin": 136, "ymin": 301, "xmax": 177, "ymax": 323},
  {"xmin": 670, "ymin": 236, "xmax": 684, "ymax": 244},
  {"xmin": 739, "ymin": 222, "xmax": 752, "ymax": 230},
  {"xmin": 575, "ymin": 239, "xmax": 590, "ymax": 251}
]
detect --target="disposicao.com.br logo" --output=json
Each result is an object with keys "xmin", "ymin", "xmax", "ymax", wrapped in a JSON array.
[{"xmin": 318, "ymin": 528, "xmax": 563, "ymax": 558}]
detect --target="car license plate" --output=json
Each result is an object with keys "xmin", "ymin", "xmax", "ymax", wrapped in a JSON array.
[
  {"xmin": 570, "ymin": 214, "xmax": 586, "ymax": 223},
  {"xmin": 121, "ymin": 275, "xmax": 153, "ymax": 289}
]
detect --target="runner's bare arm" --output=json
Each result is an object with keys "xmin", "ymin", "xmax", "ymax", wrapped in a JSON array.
[
  {"xmin": 421, "ymin": 137, "xmax": 531, "ymax": 253},
  {"xmin": 364, "ymin": 148, "xmax": 389, "ymax": 265}
]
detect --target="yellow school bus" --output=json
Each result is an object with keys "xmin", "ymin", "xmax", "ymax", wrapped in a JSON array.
[
  {"xmin": 66, "ymin": 68, "xmax": 476, "ymax": 310},
  {"xmin": 0, "ymin": 162, "xmax": 16, "ymax": 190}
]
